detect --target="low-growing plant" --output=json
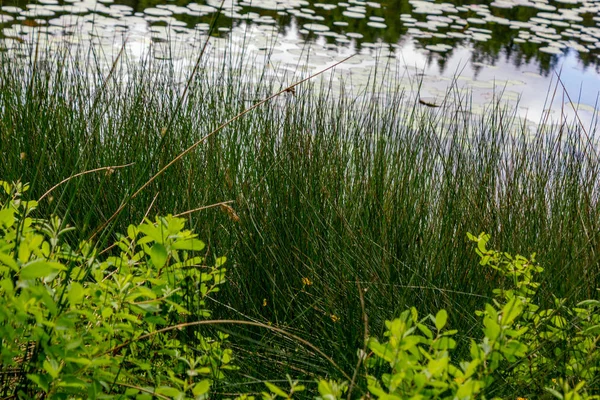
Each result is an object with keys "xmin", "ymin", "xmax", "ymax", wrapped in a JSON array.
[
  {"xmin": 0, "ymin": 180, "xmax": 232, "ymax": 399},
  {"xmin": 361, "ymin": 232, "xmax": 600, "ymax": 400}
]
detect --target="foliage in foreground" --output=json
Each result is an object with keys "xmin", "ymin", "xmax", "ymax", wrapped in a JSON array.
[
  {"xmin": 0, "ymin": 180, "xmax": 230, "ymax": 398},
  {"xmin": 1, "ymin": 179, "xmax": 599, "ymax": 399},
  {"xmin": 361, "ymin": 232, "xmax": 599, "ymax": 400}
]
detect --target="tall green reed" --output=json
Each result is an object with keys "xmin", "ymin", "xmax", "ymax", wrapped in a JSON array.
[{"xmin": 1, "ymin": 42, "xmax": 599, "ymax": 390}]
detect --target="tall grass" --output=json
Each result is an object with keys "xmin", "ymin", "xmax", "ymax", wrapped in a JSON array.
[{"xmin": 1, "ymin": 42, "xmax": 599, "ymax": 394}]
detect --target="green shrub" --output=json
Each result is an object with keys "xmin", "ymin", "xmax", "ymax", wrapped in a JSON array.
[
  {"xmin": 360, "ymin": 233, "xmax": 600, "ymax": 400},
  {"xmin": 0, "ymin": 180, "xmax": 232, "ymax": 399}
]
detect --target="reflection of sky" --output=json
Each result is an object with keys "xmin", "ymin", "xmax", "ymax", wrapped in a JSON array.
[{"xmin": 393, "ymin": 42, "xmax": 600, "ymax": 127}]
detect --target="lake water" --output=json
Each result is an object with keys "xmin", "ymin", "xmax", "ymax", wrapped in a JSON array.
[{"xmin": 1, "ymin": 0, "xmax": 600, "ymax": 126}]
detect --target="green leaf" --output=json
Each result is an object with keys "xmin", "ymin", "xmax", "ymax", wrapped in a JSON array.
[
  {"xmin": 0, "ymin": 181, "xmax": 11, "ymax": 195},
  {"xmin": 469, "ymin": 339, "xmax": 482, "ymax": 359},
  {"xmin": 0, "ymin": 207, "xmax": 15, "ymax": 228},
  {"xmin": 127, "ymin": 225, "xmax": 138, "ymax": 240},
  {"xmin": 68, "ymin": 282, "xmax": 84, "ymax": 306},
  {"xmin": 583, "ymin": 324, "xmax": 600, "ymax": 335},
  {"xmin": 417, "ymin": 323, "xmax": 433, "ymax": 339},
  {"xmin": 27, "ymin": 374, "xmax": 50, "ymax": 392},
  {"xmin": 483, "ymin": 316, "xmax": 500, "ymax": 340},
  {"xmin": 264, "ymin": 382, "xmax": 288, "ymax": 398},
  {"xmin": 149, "ymin": 243, "xmax": 168, "ymax": 268},
  {"xmin": 432, "ymin": 336, "xmax": 456, "ymax": 350},
  {"xmin": 428, "ymin": 357, "xmax": 448, "ymax": 376},
  {"xmin": 435, "ymin": 309, "xmax": 448, "ymax": 331},
  {"xmin": 64, "ymin": 357, "xmax": 91, "ymax": 366},
  {"xmin": 155, "ymin": 386, "xmax": 181, "ymax": 397},
  {"xmin": 138, "ymin": 222, "xmax": 164, "ymax": 243},
  {"xmin": 477, "ymin": 235, "xmax": 489, "ymax": 254},
  {"xmin": 545, "ymin": 387, "xmax": 564, "ymax": 399},
  {"xmin": 317, "ymin": 380, "xmax": 338, "ymax": 400},
  {"xmin": 57, "ymin": 376, "xmax": 88, "ymax": 388},
  {"xmin": 43, "ymin": 358, "xmax": 61, "ymax": 379},
  {"xmin": 577, "ymin": 299, "xmax": 600, "ymax": 307},
  {"xmin": 192, "ymin": 380, "xmax": 211, "ymax": 397},
  {"xmin": 215, "ymin": 256, "xmax": 227, "ymax": 267},
  {"xmin": 551, "ymin": 315, "xmax": 567, "ymax": 328},
  {"xmin": 21, "ymin": 260, "xmax": 65, "ymax": 279},
  {"xmin": 501, "ymin": 297, "xmax": 524, "ymax": 326},
  {"xmin": 500, "ymin": 340, "xmax": 528, "ymax": 359},
  {"xmin": 0, "ymin": 251, "xmax": 18, "ymax": 270},
  {"xmin": 172, "ymin": 238, "xmax": 205, "ymax": 251}
]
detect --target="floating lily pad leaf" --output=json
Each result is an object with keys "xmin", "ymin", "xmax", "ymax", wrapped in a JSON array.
[
  {"xmin": 533, "ymin": 3, "xmax": 556, "ymax": 11},
  {"xmin": 426, "ymin": 44, "xmax": 452, "ymax": 52},
  {"xmin": 144, "ymin": 7, "xmax": 172, "ymax": 16},
  {"xmin": 314, "ymin": 3, "xmax": 337, "ymax": 11},
  {"xmin": 367, "ymin": 21, "xmax": 387, "ymax": 29},
  {"xmin": 0, "ymin": 14, "xmax": 15, "ymax": 23},
  {"xmin": 0, "ymin": 6, "xmax": 22, "ymax": 13},
  {"xmin": 490, "ymin": 1, "xmax": 516, "ymax": 9},
  {"xmin": 303, "ymin": 23, "xmax": 329, "ymax": 32},
  {"xmin": 342, "ymin": 11, "xmax": 365, "ymax": 19},
  {"xmin": 537, "ymin": 32, "xmax": 562, "ymax": 40},
  {"xmin": 581, "ymin": 34, "xmax": 597, "ymax": 43},
  {"xmin": 559, "ymin": 11, "xmax": 583, "ymax": 22},
  {"xmin": 539, "ymin": 46, "xmax": 564, "ymax": 54},
  {"xmin": 468, "ymin": 80, "xmax": 496, "ymax": 89},
  {"xmin": 470, "ymin": 27, "xmax": 493, "ymax": 34},
  {"xmin": 472, "ymin": 33, "xmax": 492, "ymax": 41}
]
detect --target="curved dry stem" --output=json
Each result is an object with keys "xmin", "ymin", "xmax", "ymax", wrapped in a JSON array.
[
  {"xmin": 106, "ymin": 319, "xmax": 352, "ymax": 382},
  {"xmin": 89, "ymin": 54, "xmax": 356, "ymax": 240},
  {"xmin": 38, "ymin": 163, "xmax": 135, "ymax": 202},
  {"xmin": 173, "ymin": 200, "xmax": 234, "ymax": 218}
]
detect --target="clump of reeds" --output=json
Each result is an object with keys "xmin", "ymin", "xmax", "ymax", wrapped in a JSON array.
[{"xmin": 1, "ymin": 41, "xmax": 599, "ymax": 391}]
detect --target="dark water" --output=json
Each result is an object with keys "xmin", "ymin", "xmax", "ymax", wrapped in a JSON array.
[{"xmin": 1, "ymin": 0, "xmax": 599, "ymax": 124}]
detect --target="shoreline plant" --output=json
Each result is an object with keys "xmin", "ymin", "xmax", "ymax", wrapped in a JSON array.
[
  {"xmin": 1, "ymin": 180, "xmax": 599, "ymax": 399},
  {"xmin": 0, "ymin": 180, "xmax": 231, "ymax": 398},
  {"xmin": 1, "ymin": 40, "xmax": 600, "ymax": 395}
]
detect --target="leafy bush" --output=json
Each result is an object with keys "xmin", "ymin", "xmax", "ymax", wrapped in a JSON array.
[
  {"xmin": 0, "ymin": 180, "xmax": 232, "ymax": 399},
  {"xmin": 362, "ymin": 232, "xmax": 600, "ymax": 400}
]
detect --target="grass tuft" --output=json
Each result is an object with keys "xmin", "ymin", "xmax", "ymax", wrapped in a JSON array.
[{"xmin": 1, "ymin": 42, "xmax": 599, "ymax": 388}]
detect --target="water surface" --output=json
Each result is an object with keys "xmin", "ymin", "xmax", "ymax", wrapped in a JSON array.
[{"xmin": 1, "ymin": 0, "xmax": 599, "ymax": 125}]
